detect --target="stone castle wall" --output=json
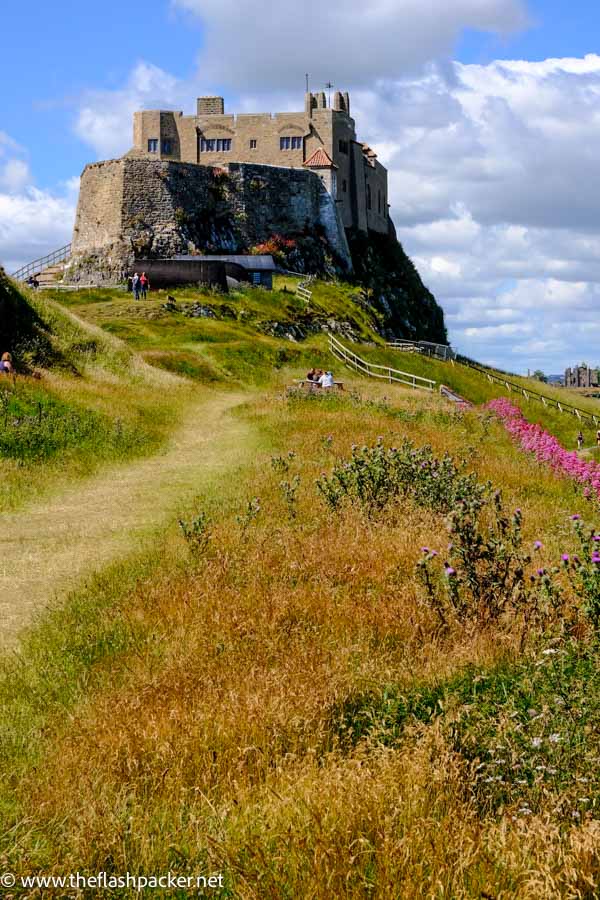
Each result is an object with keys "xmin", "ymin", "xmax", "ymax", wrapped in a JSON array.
[
  {"xmin": 67, "ymin": 157, "xmax": 352, "ymax": 282},
  {"xmin": 130, "ymin": 93, "xmax": 390, "ymax": 235}
]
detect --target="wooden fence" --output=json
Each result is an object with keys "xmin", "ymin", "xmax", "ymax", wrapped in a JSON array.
[{"xmin": 329, "ymin": 335, "xmax": 436, "ymax": 391}]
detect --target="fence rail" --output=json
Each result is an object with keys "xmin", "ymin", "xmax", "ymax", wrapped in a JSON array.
[
  {"xmin": 296, "ymin": 274, "xmax": 314, "ymax": 304},
  {"xmin": 387, "ymin": 339, "xmax": 455, "ymax": 361},
  {"xmin": 11, "ymin": 244, "xmax": 72, "ymax": 282},
  {"xmin": 329, "ymin": 335, "xmax": 436, "ymax": 391},
  {"xmin": 457, "ymin": 358, "xmax": 600, "ymax": 425}
]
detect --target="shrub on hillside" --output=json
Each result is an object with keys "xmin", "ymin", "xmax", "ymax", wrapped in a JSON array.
[{"xmin": 0, "ymin": 268, "xmax": 57, "ymax": 369}]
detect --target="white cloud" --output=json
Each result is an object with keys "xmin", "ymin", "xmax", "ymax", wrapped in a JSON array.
[
  {"xmin": 173, "ymin": 0, "xmax": 527, "ymax": 90},
  {"xmin": 75, "ymin": 62, "xmax": 185, "ymax": 159},
  {"xmin": 0, "ymin": 159, "xmax": 31, "ymax": 193},
  {"xmin": 0, "ymin": 132, "xmax": 77, "ymax": 273}
]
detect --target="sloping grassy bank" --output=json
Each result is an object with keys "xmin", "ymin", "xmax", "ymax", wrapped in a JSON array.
[
  {"xmin": 41, "ymin": 279, "xmax": 382, "ymax": 388},
  {"xmin": 1, "ymin": 382, "xmax": 599, "ymax": 896},
  {"xmin": 0, "ymin": 282, "xmax": 191, "ymax": 511},
  {"xmin": 365, "ymin": 344, "xmax": 600, "ymax": 450}
]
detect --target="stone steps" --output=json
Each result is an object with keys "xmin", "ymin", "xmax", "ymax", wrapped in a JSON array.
[{"xmin": 36, "ymin": 263, "xmax": 67, "ymax": 286}]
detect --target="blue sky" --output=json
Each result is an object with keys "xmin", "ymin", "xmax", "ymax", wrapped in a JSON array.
[
  {"xmin": 3, "ymin": 0, "xmax": 599, "ymax": 188},
  {"xmin": 3, "ymin": 0, "xmax": 600, "ymax": 373}
]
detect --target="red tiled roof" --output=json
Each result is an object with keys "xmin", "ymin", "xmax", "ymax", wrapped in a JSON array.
[{"xmin": 303, "ymin": 147, "xmax": 337, "ymax": 169}]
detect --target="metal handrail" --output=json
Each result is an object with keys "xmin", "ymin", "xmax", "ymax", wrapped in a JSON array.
[
  {"xmin": 387, "ymin": 339, "xmax": 455, "ymax": 361},
  {"xmin": 329, "ymin": 335, "xmax": 436, "ymax": 391},
  {"xmin": 11, "ymin": 244, "xmax": 71, "ymax": 282}
]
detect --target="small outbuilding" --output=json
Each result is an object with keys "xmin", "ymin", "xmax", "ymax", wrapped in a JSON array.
[
  {"xmin": 133, "ymin": 255, "xmax": 278, "ymax": 291},
  {"xmin": 175, "ymin": 255, "xmax": 277, "ymax": 289}
]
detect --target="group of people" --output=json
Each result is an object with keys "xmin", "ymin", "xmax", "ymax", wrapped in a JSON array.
[
  {"xmin": 26, "ymin": 275, "xmax": 40, "ymax": 289},
  {"xmin": 127, "ymin": 272, "xmax": 150, "ymax": 300},
  {"xmin": 0, "ymin": 352, "xmax": 14, "ymax": 374},
  {"xmin": 576, "ymin": 429, "xmax": 600, "ymax": 451},
  {"xmin": 306, "ymin": 368, "xmax": 335, "ymax": 389}
]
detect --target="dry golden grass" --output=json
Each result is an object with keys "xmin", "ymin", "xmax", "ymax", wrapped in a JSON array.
[{"xmin": 5, "ymin": 384, "xmax": 598, "ymax": 896}]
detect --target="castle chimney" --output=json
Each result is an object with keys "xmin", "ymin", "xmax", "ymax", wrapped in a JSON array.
[
  {"xmin": 343, "ymin": 91, "xmax": 350, "ymax": 115},
  {"xmin": 197, "ymin": 96, "xmax": 225, "ymax": 116},
  {"xmin": 305, "ymin": 92, "xmax": 317, "ymax": 117}
]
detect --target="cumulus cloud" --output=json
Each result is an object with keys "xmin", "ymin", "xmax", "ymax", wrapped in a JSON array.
[
  {"xmin": 174, "ymin": 0, "xmax": 527, "ymax": 90},
  {"xmin": 356, "ymin": 55, "xmax": 600, "ymax": 372},
  {"xmin": 75, "ymin": 62, "xmax": 186, "ymax": 159},
  {"xmin": 0, "ymin": 133, "xmax": 77, "ymax": 272}
]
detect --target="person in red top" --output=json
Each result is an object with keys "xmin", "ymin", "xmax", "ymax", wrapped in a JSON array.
[{"xmin": 139, "ymin": 272, "xmax": 149, "ymax": 299}]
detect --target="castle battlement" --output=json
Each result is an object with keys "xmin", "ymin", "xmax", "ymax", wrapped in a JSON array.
[{"xmin": 129, "ymin": 91, "xmax": 389, "ymax": 235}]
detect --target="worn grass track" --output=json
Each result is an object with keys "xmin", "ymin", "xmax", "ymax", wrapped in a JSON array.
[{"xmin": 0, "ymin": 388, "xmax": 256, "ymax": 647}]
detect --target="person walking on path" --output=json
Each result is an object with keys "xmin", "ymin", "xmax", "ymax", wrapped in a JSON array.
[
  {"xmin": 140, "ymin": 272, "xmax": 149, "ymax": 299},
  {"xmin": 0, "ymin": 352, "xmax": 14, "ymax": 374},
  {"xmin": 132, "ymin": 273, "xmax": 140, "ymax": 300},
  {"xmin": 577, "ymin": 430, "xmax": 584, "ymax": 451},
  {"xmin": 596, "ymin": 428, "xmax": 600, "ymax": 448}
]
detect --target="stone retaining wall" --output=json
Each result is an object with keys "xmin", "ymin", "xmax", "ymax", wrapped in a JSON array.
[{"xmin": 67, "ymin": 158, "xmax": 351, "ymax": 283}]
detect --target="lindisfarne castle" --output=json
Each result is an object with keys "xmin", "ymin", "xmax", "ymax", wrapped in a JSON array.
[
  {"xmin": 68, "ymin": 89, "xmax": 391, "ymax": 281},
  {"xmin": 128, "ymin": 91, "xmax": 389, "ymax": 236},
  {"xmin": 66, "ymin": 88, "xmax": 446, "ymax": 345}
]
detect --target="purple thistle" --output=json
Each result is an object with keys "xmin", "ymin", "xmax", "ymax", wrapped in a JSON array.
[
  {"xmin": 534, "ymin": 541, "xmax": 543, "ymax": 550},
  {"xmin": 445, "ymin": 566, "xmax": 456, "ymax": 577}
]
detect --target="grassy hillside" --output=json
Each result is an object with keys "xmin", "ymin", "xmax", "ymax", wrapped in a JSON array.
[
  {"xmin": 2, "ymin": 277, "xmax": 600, "ymax": 896},
  {"xmin": 0, "ymin": 276, "xmax": 190, "ymax": 510},
  {"xmin": 366, "ymin": 344, "xmax": 600, "ymax": 451}
]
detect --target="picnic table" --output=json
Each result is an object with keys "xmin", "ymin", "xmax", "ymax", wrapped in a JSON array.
[{"xmin": 294, "ymin": 379, "xmax": 345, "ymax": 391}]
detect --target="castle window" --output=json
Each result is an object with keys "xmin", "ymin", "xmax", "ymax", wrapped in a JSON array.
[
  {"xmin": 378, "ymin": 190, "xmax": 381, "ymax": 213},
  {"xmin": 250, "ymin": 139, "xmax": 257, "ymax": 149},
  {"xmin": 147, "ymin": 139, "xmax": 158, "ymax": 153},
  {"xmin": 367, "ymin": 184, "xmax": 372, "ymax": 210},
  {"xmin": 280, "ymin": 136, "xmax": 302, "ymax": 151},
  {"xmin": 338, "ymin": 139, "xmax": 349, "ymax": 154},
  {"xmin": 200, "ymin": 138, "xmax": 232, "ymax": 152},
  {"xmin": 342, "ymin": 179, "xmax": 347, "ymax": 193},
  {"xmin": 162, "ymin": 140, "xmax": 172, "ymax": 155}
]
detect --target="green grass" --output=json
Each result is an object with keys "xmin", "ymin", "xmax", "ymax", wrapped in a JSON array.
[
  {"xmin": 361, "ymin": 344, "xmax": 600, "ymax": 449},
  {"xmin": 3, "ymin": 277, "xmax": 600, "ymax": 894},
  {"xmin": 0, "ymin": 286, "xmax": 190, "ymax": 511}
]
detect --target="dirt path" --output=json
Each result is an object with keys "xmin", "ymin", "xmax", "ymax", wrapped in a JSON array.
[{"xmin": 0, "ymin": 389, "xmax": 255, "ymax": 647}]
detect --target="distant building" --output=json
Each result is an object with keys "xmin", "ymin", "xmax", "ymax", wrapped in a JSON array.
[{"xmin": 564, "ymin": 366, "xmax": 599, "ymax": 388}]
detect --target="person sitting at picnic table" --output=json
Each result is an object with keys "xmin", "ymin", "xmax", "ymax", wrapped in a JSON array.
[
  {"xmin": 0, "ymin": 352, "xmax": 14, "ymax": 374},
  {"xmin": 319, "ymin": 370, "xmax": 335, "ymax": 389},
  {"xmin": 306, "ymin": 368, "xmax": 319, "ymax": 382}
]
